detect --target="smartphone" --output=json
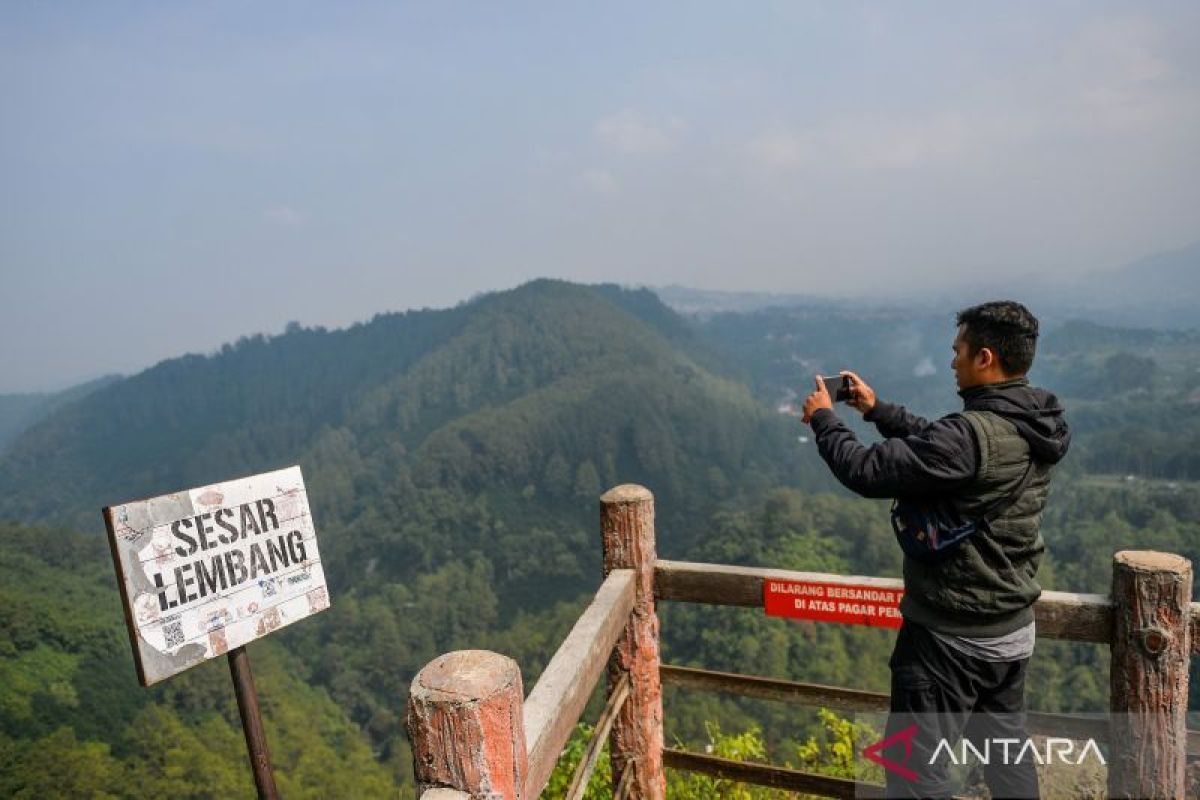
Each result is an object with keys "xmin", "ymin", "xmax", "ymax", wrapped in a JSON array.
[{"xmin": 821, "ymin": 375, "xmax": 851, "ymax": 402}]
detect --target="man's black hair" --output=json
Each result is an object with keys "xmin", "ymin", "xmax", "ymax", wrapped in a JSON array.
[{"xmin": 956, "ymin": 301, "xmax": 1039, "ymax": 375}]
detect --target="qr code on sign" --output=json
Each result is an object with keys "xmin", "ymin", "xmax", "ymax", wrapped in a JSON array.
[{"xmin": 163, "ymin": 621, "xmax": 184, "ymax": 648}]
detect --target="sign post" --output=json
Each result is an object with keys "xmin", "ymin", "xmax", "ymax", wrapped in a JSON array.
[
  {"xmin": 103, "ymin": 465, "xmax": 328, "ymax": 799},
  {"xmin": 228, "ymin": 645, "xmax": 279, "ymax": 799}
]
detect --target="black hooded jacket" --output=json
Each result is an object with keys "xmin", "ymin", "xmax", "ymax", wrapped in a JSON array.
[
  {"xmin": 810, "ymin": 376, "xmax": 1071, "ymax": 635},
  {"xmin": 809, "ymin": 377, "xmax": 1071, "ymax": 500}
]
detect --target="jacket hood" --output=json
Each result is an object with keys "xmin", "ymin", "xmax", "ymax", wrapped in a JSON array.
[{"xmin": 960, "ymin": 377, "xmax": 1072, "ymax": 464}]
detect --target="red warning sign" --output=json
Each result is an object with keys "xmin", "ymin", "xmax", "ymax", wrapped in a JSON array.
[{"xmin": 764, "ymin": 579, "xmax": 904, "ymax": 629}]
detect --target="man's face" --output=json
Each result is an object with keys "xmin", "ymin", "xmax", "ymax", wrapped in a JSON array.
[{"xmin": 951, "ymin": 324, "xmax": 977, "ymax": 390}]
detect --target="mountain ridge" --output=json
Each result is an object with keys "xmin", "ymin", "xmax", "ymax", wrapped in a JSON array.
[{"xmin": 0, "ymin": 279, "xmax": 816, "ymax": 546}]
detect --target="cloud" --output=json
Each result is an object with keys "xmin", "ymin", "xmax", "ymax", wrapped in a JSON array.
[
  {"xmin": 1065, "ymin": 17, "xmax": 1169, "ymax": 90},
  {"xmin": 745, "ymin": 129, "xmax": 813, "ymax": 169},
  {"xmin": 1059, "ymin": 16, "xmax": 1177, "ymax": 130},
  {"xmin": 579, "ymin": 168, "xmax": 618, "ymax": 194},
  {"xmin": 264, "ymin": 206, "xmax": 306, "ymax": 227},
  {"xmin": 747, "ymin": 113, "xmax": 969, "ymax": 171},
  {"xmin": 595, "ymin": 109, "xmax": 684, "ymax": 155},
  {"xmin": 746, "ymin": 14, "xmax": 1195, "ymax": 178}
]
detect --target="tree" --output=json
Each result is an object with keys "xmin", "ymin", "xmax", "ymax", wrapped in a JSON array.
[
  {"xmin": 543, "ymin": 453, "xmax": 572, "ymax": 497},
  {"xmin": 0, "ymin": 727, "xmax": 122, "ymax": 799},
  {"xmin": 574, "ymin": 460, "xmax": 601, "ymax": 500}
]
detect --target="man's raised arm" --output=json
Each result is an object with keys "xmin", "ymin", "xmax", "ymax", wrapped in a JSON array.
[
  {"xmin": 808, "ymin": 410, "xmax": 977, "ymax": 499},
  {"xmin": 799, "ymin": 373, "xmax": 976, "ymax": 498},
  {"xmin": 864, "ymin": 401, "xmax": 933, "ymax": 438},
  {"xmin": 843, "ymin": 370, "xmax": 932, "ymax": 438}
]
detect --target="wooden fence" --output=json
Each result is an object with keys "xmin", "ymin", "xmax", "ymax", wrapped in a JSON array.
[{"xmin": 405, "ymin": 485, "xmax": 1196, "ymax": 799}]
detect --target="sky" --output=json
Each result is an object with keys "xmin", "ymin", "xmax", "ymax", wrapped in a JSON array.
[{"xmin": 3, "ymin": 1, "xmax": 1199, "ymax": 392}]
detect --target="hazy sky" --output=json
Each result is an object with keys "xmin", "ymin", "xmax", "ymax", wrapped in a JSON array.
[{"xmin": 3, "ymin": 2, "xmax": 1199, "ymax": 392}]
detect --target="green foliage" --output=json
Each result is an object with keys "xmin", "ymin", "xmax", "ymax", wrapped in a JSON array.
[
  {"xmin": 0, "ymin": 521, "xmax": 400, "ymax": 798},
  {"xmin": 120, "ymin": 706, "xmax": 251, "ymax": 797},
  {"xmin": 543, "ymin": 722, "xmax": 612, "ymax": 800},
  {"xmin": 0, "ymin": 727, "xmax": 123, "ymax": 799},
  {"xmin": 794, "ymin": 708, "xmax": 882, "ymax": 784},
  {"xmin": 666, "ymin": 722, "xmax": 781, "ymax": 800},
  {"xmin": 0, "ymin": 645, "xmax": 79, "ymax": 720}
]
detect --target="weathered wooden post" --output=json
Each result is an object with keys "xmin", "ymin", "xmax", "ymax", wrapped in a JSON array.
[
  {"xmin": 406, "ymin": 649, "xmax": 528, "ymax": 799},
  {"xmin": 600, "ymin": 484, "xmax": 665, "ymax": 800},
  {"xmin": 1108, "ymin": 551, "xmax": 1192, "ymax": 800}
]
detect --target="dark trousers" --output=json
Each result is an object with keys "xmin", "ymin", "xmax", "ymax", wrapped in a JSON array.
[{"xmin": 882, "ymin": 621, "xmax": 1039, "ymax": 799}]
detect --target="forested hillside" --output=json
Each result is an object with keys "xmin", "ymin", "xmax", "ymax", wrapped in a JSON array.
[
  {"xmin": 0, "ymin": 522, "xmax": 395, "ymax": 798},
  {"xmin": 0, "ymin": 375, "xmax": 119, "ymax": 454},
  {"xmin": 2, "ymin": 280, "xmax": 1198, "ymax": 796},
  {"xmin": 0, "ymin": 281, "xmax": 835, "ymax": 794}
]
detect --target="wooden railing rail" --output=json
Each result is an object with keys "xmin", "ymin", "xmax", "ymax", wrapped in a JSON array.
[
  {"xmin": 655, "ymin": 559, "xmax": 1200, "ymax": 655},
  {"xmin": 524, "ymin": 569, "xmax": 635, "ymax": 797},
  {"xmin": 663, "ymin": 747, "xmax": 875, "ymax": 799},
  {"xmin": 663, "ymin": 663, "xmax": 887, "ymax": 712},
  {"xmin": 564, "ymin": 672, "xmax": 630, "ymax": 800},
  {"xmin": 654, "ymin": 560, "xmax": 1117, "ymax": 645},
  {"xmin": 660, "ymin": 663, "xmax": 1200, "ymax": 756}
]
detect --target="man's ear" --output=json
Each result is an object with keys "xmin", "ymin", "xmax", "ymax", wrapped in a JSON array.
[{"xmin": 976, "ymin": 346, "xmax": 996, "ymax": 370}]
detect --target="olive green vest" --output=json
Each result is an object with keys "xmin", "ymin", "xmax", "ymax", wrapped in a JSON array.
[{"xmin": 899, "ymin": 410, "xmax": 1053, "ymax": 637}]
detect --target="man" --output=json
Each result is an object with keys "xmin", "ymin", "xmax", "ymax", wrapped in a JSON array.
[{"xmin": 800, "ymin": 301, "xmax": 1070, "ymax": 799}]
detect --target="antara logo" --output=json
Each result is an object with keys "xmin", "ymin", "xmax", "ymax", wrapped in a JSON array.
[
  {"xmin": 930, "ymin": 737, "xmax": 1106, "ymax": 767},
  {"xmin": 863, "ymin": 725, "xmax": 1105, "ymax": 781},
  {"xmin": 862, "ymin": 724, "xmax": 920, "ymax": 781}
]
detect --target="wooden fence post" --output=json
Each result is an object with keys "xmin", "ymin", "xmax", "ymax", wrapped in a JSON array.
[
  {"xmin": 1108, "ymin": 551, "xmax": 1192, "ymax": 800},
  {"xmin": 406, "ymin": 649, "xmax": 528, "ymax": 799},
  {"xmin": 601, "ymin": 484, "xmax": 665, "ymax": 800}
]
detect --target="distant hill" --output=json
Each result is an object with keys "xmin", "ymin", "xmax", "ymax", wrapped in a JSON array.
[
  {"xmin": 0, "ymin": 278, "xmax": 829, "ymax": 574},
  {"xmin": 1003, "ymin": 239, "xmax": 1200, "ymax": 331},
  {"xmin": 0, "ymin": 375, "xmax": 120, "ymax": 453},
  {"xmin": 1080, "ymin": 240, "xmax": 1200, "ymax": 313},
  {"xmin": 653, "ymin": 240, "xmax": 1200, "ymax": 331}
]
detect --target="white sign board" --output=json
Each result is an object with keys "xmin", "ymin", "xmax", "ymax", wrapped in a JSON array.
[{"xmin": 104, "ymin": 465, "xmax": 329, "ymax": 685}]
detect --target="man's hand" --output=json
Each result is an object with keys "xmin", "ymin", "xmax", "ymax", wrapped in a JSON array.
[
  {"xmin": 801, "ymin": 375, "xmax": 833, "ymax": 424},
  {"xmin": 841, "ymin": 370, "xmax": 876, "ymax": 416}
]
